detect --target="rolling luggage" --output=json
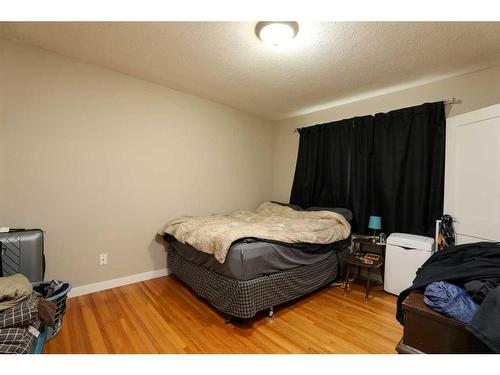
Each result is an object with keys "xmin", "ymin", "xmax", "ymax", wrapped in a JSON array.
[{"xmin": 0, "ymin": 229, "xmax": 45, "ymax": 281}]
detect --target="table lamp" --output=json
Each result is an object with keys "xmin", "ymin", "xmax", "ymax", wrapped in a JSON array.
[{"xmin": 368, "ymin": 215, "xmax": 382, "ymax": 243}]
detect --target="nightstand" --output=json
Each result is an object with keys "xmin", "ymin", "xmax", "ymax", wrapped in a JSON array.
[
  {"xmin": 344, "ymin": 237, "xmax": 387, "ymax": 301},
  {"xmin": 352, "ymin": 236, "xmax": 386, "ymax": 281},
  {"xmin": 353, "ymin": 237, "xmax": 386, "ymax": 257},
  {"xmin": 343, "ymin": 253, "xmax": 384, "ymax": 302}
]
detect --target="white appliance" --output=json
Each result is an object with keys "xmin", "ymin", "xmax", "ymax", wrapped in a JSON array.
[{"xmin": 384, "ymin": 233, "xmax": 435, "ymax": 295}]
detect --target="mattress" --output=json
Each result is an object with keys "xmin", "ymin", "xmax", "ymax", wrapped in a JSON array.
[{"xmin": 168, "ymin": 237, "xmax": 351, "ymax": 281}]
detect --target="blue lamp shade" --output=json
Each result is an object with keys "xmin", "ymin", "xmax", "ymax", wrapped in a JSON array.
[{"xmin": 368, "ymin": 216, "xmax": 382, "ymax": 231}]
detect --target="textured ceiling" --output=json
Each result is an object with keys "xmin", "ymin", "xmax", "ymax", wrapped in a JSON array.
[{"xmin": 1, "ymin": 22, "xmax": 500, "ymax": 120}]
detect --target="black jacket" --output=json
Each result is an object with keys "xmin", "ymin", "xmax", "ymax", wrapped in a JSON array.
[{"xmin": 396, "ymin": 242, "xmax": 500, "ymax": 353}]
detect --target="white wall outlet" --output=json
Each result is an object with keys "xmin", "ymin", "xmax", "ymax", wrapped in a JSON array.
[{"xmin": 99, "ymin": 253, "xmax": 108, "ymax": 266}]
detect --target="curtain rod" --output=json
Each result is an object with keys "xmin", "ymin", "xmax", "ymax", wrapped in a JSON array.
[{"xmin": 292, "ymin": 98, "xmax": 461, "ymax": 133}]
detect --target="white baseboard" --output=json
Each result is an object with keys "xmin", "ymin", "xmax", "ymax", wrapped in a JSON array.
[{"xmin": 68, "ymin": 268, "xmax": 169, "ymax": 298}]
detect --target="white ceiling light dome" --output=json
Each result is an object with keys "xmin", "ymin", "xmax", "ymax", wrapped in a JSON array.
[{"xmin": 255, "ymin": 22, "xmax": 299, "ymax": 47}]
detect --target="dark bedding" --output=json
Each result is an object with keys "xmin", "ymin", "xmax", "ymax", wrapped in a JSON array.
[{"xmin": 168, "ymin": 237, "xmax": 351, "ymax": 281}]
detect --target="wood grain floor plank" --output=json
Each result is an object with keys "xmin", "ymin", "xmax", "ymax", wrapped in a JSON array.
[{"xmin": 45, "ymin": 275, "xmax": 402, "ymax": 354}]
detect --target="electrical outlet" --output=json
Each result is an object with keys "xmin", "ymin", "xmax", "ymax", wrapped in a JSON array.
[{"xmin": 99, "ymin": 253, "xmax": 108, "ymax": 266}]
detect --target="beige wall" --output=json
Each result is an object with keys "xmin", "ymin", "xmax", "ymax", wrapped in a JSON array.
[
  {"xmin": 0, "ymin": 39, "xmax": 274, "ymax": 286},
  {"xmin": 0, "ymin": 73, "xmax": 5, "ymax": 224},
  {"xmin": 272, "ymin": 66, "xmax": 500, "ymax": 203},
  {"xmin": 3, "ymin": 36, "xmax": 500, "ymax": 288}
]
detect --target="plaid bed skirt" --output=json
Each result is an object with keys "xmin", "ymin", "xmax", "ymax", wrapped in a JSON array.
[{"xmin": 168, "ymin": 245, "xmax": 350, "ymax": 319}]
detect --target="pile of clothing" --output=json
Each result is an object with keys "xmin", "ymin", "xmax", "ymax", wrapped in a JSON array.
[
  {"xmin": 423, "ymin": 281, "xmax": 480, "ymax": 324},
  {"xmin": 0, "ymin": 274, "xmax": 56, "ymax": 354},
  {"xmin": 397, "ymin": 242, "xmax": 500, "ymax": 353}
]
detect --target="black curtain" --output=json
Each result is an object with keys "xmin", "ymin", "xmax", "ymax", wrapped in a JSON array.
[
  {"xmin": 370, "ymin": 103, "xmax": 446, "ymax": 236},
  {"xmin": 290, "ymin": 102, "xmax": 446, "ymax": 237},
  {"xmin": 290, "ymin": 120, "xmax": 352, "ymax": 209},
  {"xmin": 349, "ymin": 115, "xmax": 375, "ymax": 234}
]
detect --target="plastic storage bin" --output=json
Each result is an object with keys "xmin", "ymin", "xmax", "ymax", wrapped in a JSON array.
[
  {"xmin": 28, "ymin": 324, "xmax": 47, "ymax": 354},
  {"xmin": 384, "ymin": 233, "xmax": 434, "ymax": 295},
  {"xmin": 32, "ymin": 281, "xmax": 72, "ymax": 341}
]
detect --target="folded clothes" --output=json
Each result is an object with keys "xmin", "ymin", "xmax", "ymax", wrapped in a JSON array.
[
  {"xmin": 424, "ymin": 281, "xmax": 479, "ymax": 324},
  {"xmin": 0, "ymin": 274, "xmax": 32, "ymax": 312},
  {"xmin": 0, "ymin": 293, "xmax": 39, "ymax": 329},
  {"xmin": 0, "ymin": 319, "xmax": 41, "ymax": 354}
]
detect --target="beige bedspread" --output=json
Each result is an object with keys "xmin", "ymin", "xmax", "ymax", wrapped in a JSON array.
[{"xmin": 160, "ymin": 202, "xmax": 351, "ymax": 263}]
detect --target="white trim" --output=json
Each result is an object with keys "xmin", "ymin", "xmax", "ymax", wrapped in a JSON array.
[{"xmin": 68, "ymin": 268, "xmax": 169, "ymax": 298}]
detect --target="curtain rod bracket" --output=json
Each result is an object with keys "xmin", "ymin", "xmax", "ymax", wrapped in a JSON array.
[{"xmin": 443, "ymin": 97, "xmax": 461, "ymax": 105}]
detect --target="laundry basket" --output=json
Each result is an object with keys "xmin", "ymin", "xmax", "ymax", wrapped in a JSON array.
[
  {"xmin": 32, "ymin": 281, "xmax": 72, "ymax": 341},
  {"xmin": 28, "ymin": 324, "xmax": 47, "ymax": 354}
]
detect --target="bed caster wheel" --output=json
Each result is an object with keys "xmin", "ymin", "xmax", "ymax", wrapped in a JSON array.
[{"xmin": 268, "ymin": 307, "xmax": 274, "ymax": 317}]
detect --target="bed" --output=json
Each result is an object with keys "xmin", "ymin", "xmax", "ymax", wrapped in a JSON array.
[{"xmin": 161, "ymin": 202, "xmax": 352, "ymax": 320}]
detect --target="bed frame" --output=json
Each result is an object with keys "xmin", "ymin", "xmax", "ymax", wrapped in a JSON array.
[{"xmin": 167, "ymin": 243, "xmax": 350, "ymax": 321}]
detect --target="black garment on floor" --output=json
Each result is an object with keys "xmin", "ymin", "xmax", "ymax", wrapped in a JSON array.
[{"xmin": 396, "ymin": 242, "xmax": 500, "ymax": 353}]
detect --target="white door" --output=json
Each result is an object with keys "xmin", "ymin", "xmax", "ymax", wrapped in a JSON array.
[{"xmin": 445, "ymin": 103, "xmax": 500, "ymax": 243}]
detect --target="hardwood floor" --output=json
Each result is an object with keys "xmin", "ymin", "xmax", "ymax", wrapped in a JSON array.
[{"xmin": 44, "ymin": 276, "xmax": 403, "ymax": 354}]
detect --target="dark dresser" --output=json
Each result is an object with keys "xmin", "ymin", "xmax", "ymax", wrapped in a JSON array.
[{"xmin": 397, "ymin": 292, "xmax": 493, "ymax": 354}]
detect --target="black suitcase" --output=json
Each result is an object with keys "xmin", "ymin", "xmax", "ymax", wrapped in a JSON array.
[{"xmin": 0, "ymin": 229, "xmax": 45, "ymax": 281}]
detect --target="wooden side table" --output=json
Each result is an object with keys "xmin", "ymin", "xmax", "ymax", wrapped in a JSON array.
[
  {"xmin": 343, "ymin": 253, "xmax": 384, "ymax": 302},
  {"xmin": 353, "ymin": 237, "xmax": 386, "ymax": 256},
  {"xmin": 352, "ymin": 237, "xmax": 386, "ymax": 281}
]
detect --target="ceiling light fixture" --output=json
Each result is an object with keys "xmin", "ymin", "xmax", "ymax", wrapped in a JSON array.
[{"xmin": 255, "ymin": 22, "xmax": 299, "ymax": 47}]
